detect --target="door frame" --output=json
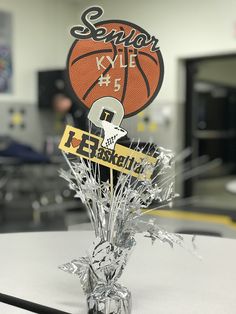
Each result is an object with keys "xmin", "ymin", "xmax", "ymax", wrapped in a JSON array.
[{"xmin": 184, "ymin": 53, "xmax": 236, "ymax": 197}]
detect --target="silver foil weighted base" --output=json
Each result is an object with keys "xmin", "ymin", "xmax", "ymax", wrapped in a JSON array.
[
  {"xmin": 87, "ymin": 283, "xmax": 132, "ymax": 314},
  {"xmin": 59, "ymin": 145, "xmax": 198, "ymax": 313}
]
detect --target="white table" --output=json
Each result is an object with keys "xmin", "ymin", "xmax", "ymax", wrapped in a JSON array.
[
  {"xmin": 0, "ymin": 231, "xmax": 235, "ymax": 314},
  {"xmin": 0, "ymin": 303, "xmax": 31, "ymax": 313}
]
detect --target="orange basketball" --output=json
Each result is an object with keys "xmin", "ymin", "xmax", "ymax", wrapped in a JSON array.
[{"xmin": 67, "ymin": 20, "xmax": 164, "ymax": 118}]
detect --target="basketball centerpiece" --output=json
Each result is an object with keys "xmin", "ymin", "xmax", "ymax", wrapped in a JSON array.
[{"xmin": 58, "ymin": 6, "xmax": 196, "ymax": 314}]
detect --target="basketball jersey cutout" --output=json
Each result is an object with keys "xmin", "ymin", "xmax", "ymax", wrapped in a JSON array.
[{"xmin": 67, "ymin": 6, "xmax": 164, "ymax": 119}]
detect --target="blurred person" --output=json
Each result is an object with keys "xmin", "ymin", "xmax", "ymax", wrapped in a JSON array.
[{"xmin": 53, "ymin": 93, "xmax": 88, "ymax": 131}]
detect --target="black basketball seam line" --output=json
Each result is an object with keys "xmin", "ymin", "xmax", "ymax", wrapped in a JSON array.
[
  {"xmin": 139, "ymin": 51, "xmax": 158, "ymax": 65},
  {"xmin": 120, "ymin": 26, "xmax": 129, "ymax": 104},
  {"xmin": 134, "ymin": 49, "xmax": 150, "ymax": 98},
  {"xmin": 82, "ymin": 42, "xmax": 118, "ymax": 101},
  {"xmin": 71, "ymin": 49, "xmax": 113, "ymax": 66},
  {"xmin": 121, "ymin": 46, "xmax": 129, "ymax": 103}
]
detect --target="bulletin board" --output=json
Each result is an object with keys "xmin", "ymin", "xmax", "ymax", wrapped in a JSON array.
[{"xmin": 0, "ymin": 11, "xmax": 12, "ymax": 93}]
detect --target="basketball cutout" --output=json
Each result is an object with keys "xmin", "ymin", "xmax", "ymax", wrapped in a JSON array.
[{"xmin": 67, "ymin": 7, "xmax": 164, "ymax": 118}]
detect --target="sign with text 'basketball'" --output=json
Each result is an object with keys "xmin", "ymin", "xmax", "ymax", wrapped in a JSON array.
[
  {"xmin": 67, "ymin": 6, "xmax": 164, "ymax": 118},
  {"xmin": 59, "ymin": 125, "xmax": 157, "ymax": 179}
]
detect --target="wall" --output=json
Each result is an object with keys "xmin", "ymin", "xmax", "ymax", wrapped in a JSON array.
[
  {"xmin": 0, "ymin": 0, "xmax": 79, "ymax": 149},
  {"xmin": 197, "ymin": 58, "xmax": 236, "ymax": 88},
  {"xmin": 75, "ymin": 0, "xmax": 236, "ymax": 150},
  {"xmin": 0, "ymin": 0, "xmax": 78, "ymax": 104},
  {"xmin": 0, "ymin": 0, "xmax": 235, "ymax": 152}
]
